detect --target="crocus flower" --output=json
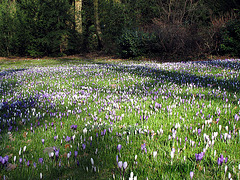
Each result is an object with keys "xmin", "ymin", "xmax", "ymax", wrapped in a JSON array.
[
  {"xmin": 118, "ymin": 161, "xmax": 123, "ymax": 169},
  {"xmin": 91, "ymin": 158, "xmax": 94, "ymax": 166},
  {"xmin": 74, "ymin": 151, "xmax": 78, "ymax": 158},
  {"xmin": 33, "ymin": 162, "xmax": 36, "ymax": 168},
  {"xmin": 42, "ymin": 139, "xmax": 44, "ymax": 145},
  {"xmin": 39, "ymin": 158, "xmax": 43, "ymax": 164},
  {"xmin": 225, "ymin": 157, "xmax": 228, "ymax": 164},
  {"xmin": 195, "ymin": 152, "xmax": 204, "ymax": 162},
  {"xmin": 67, "ymin": 153, "xmax": 71, "ymax": 159},
  {"xmin": 71, "ymin": 125, "xmax": 77, "ymax": 130},
  {"xmin": 65, "ymin": 136, "xmax": 71, "ymax": 142},
  {"xmin": 117, "ymin": 144, "xmax": 122, "ymax": 153},
  {"xmin": 23, "ymin": 146, "xmax": 26, "ymax": 152},
  {"xmin": 153, "ymin": 151, "xmax": 157, "ymax": 158},
  {"xmin": 123, "ymin": 161, "xmax": 127, "ymax": 170},
  {"xmin": 82, "ymin": 143, "xmax": 86, "ymax": 150},
  {"xmin": 190, "ymin": 171, "xmax": 194, "ymax": 179}
]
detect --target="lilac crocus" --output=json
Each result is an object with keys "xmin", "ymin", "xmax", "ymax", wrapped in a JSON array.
[
  {"xmin": 39, "ymin": 158, "xmax": 43, "ymax": 164},
  {"xmin": 117, "ymin": 144, "xmax": 122, "ymax": 153},
  {"xmin": 33, "ymin": 162, "xmax": 36, "ymax": 168},
  {"xmin": 198, "ymin": 129, "xmax": 201, "ymax": 135},
  {"xmin": 71, "ymin": 125, "xmax": 77, "ymax": 130},
  {"xmin": 190, "ymin": 171, "xmax": 194, "ymax": 179},
  {"xmin": 218, "ymin": 155, "xmax": 224, "ymax": 166},
  {"xmin": 74, "ymin": 151, "xmax": 78, "ymax": 158},
  {"xmin": 65, "ymin": 136, "xmax": 71, "ymax": 142},
  {"xmin": 55, "ymin": 150, "xmax": 59, "ymax": 160},
  {"xmin": 195, "ymin": 152, "xmax": 204, "ymax": 162},
  {"xmin": 225, "ymin": 157, "xmax": 228, "ymax": 164},
  {"xmin": 123, "ymin": 162, "xmax": 127, "ymax": 170},
  {"xmin": 118, "ymin": 161, "xmax": 123, "ymax": 169},
  {"xmin": 82, "ymin": 143, "xmax": 86, "ymax": 150},
  {"xmin": 42, "ymin": 139, "xmax": 44, "ymax": 145}
]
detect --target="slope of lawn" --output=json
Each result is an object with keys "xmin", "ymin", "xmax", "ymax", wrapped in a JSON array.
[{"xmin": 0, "ymin": 58, "xmax": 240, "ymax": 180}]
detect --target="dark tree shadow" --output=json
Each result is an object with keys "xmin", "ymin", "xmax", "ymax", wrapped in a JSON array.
[
  {"xmin": 110, "ymin": 61, "xmax": 240, "ymax": 94},
  {"xmin": 0, "ymin": 60, "xmax": 239, "ymax": 179}
]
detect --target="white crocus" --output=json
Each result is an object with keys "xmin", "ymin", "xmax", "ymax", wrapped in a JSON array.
[
  {"xmin": 153, "ymin": 151, "xmax": 157, "ymax": 158},
  {"xmin": 91, "ymin": 158, "xmax": 94, "ymax": 166}
]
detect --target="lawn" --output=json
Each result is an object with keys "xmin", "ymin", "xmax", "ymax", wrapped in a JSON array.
[{"xmin": 0, "ymin": 58, "xmax": 240, "ymax": 180}]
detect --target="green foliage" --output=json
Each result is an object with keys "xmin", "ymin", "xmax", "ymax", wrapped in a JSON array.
[
  {"xmin": 117, "ymin": 28, "xmax": 158, "ymax": 58},
  {"xmin": 16, "ymin": 0, "xmax": 75, "ymax": 57},
  {"xmin": 220, "ymin": 15, "xmax": 240, "ymax": 57},
  {"xmin": 0, "ymin": 0, "xmax": 240, "ymax": 58},
  {"xmin": 0, "ymin": 1, "xmax": 16, "ymax": 56},
  {"xmin": 0, "ymin": 0, "xmax": 77, "ymax": 57}
]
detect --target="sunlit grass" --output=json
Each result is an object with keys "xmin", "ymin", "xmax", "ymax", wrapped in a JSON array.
[{"xmin": 0, "ymin": 58, "xmax": 240, "ymax": 179}]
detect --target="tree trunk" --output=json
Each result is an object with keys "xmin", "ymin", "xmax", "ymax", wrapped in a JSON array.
[
  {"xmin": 75, "ymin": 0, "xmax": 83, "ymax": 34},
  {"xmin": 93, "ymin": 0, "xmax": 103, "ymax": 50}
]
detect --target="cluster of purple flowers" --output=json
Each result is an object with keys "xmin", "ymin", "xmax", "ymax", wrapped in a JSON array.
[
  {"xmin": 71, "ymin": 124, "xmax": 77, "ymax": 130},
  {"xmin": 217, "ymin": 155, "xmax": 228, "ymax": 166},
  {"xmin": 195, "ymin": 152, "xmax": 205, "ymax": 162},
  {"xmin": 141, "ymin": 143, "xmax": 147, "ymax": 154},
  {"xmin": 0, "ymin": 155, "xmax": 9, "ymax": 166}
]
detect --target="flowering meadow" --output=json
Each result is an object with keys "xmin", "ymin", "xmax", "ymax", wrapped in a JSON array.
[{"xmin": 0, "ymin": 58, "xmax": 240, "ymax": 179}]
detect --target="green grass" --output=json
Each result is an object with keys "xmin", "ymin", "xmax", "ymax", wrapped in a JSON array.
[{"xmin": 0, "ymin": 58, "xmax": 240, "ymax": 180}]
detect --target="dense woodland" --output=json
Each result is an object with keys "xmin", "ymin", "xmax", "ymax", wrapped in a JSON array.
[{"xmin": 0, "ymin": 0, "xmax": 240, "ymax": 59}]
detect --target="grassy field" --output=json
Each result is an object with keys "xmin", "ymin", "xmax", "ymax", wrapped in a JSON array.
[{"xmin": 0, "ymin": 58, "xmax": 240, "ymax": 180}]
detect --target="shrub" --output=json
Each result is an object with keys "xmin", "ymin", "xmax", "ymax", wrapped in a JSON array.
[
  {"xmin": 220, "ymin": 16, "xmax": 240, "ymax": 57},
  {"xmin": 117, "ymin": 28, "xmax": 157, "ymax": 58}
]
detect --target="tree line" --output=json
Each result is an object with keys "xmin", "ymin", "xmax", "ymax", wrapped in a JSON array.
[{"xmin": 0, "ymin": 0, "xmax": 240, "ymax": 59}]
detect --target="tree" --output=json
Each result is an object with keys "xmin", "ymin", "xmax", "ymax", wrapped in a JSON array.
[
  {"xmin": 74, "ymin": 0, "xmax": 83, "ymax": 34},
  {"xmin": 93, "ymin": 0, "xmax": 102, "ymax": 49},
  {"xmin": 15, "ymin": 0, "xmax": 75, "ymax": 57}
]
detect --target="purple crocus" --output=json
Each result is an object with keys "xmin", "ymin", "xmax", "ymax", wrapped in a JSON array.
[
  {"xmin": 55, "ymin": 150, "xmax": 59, "ymax": 160},
  {"xmin": 39, "ymin": 158, "xmax": 43, "ymax": 164},
  {"xmin": 141, "ymin": 143, "xmax": 147, "ymax": 154},
  {"xmin": 218, "ymin": 155, "xmax": 224, "ymax": 166},
  {"xmin": 225, "ymin": 157, "xmax": 228, "ymax": 164},
  {"xmin": 33, "ymin": 162, "xmax": 36, "ymax": 168},
  {"xmin": 195, "ymin": 152, "xmax": 204, "ymax": 162},
  {"xmin": 117, "ymin": 144, "xmax": 122, "ymax": 153},
  {"xmin": 71, "ymin": 125, "xmax": 77, "ymax": 130},
  {"xmin": 198, "ymin": 129, "xmax": 201, "ymax": 135},
  {"xmin": 65, "ymin": 136, "xmax": 71, "ymax": 142},
  {"xmin": 74, "ymin": 151, "xmax": 78, "ymax": 158},
  {"xmin": 82, "ymin": 143, "xmax": 86, "ymax": 150},
  {"xmin": 42, "ymin": 139, "xmax": 44, "ymax": 145}
]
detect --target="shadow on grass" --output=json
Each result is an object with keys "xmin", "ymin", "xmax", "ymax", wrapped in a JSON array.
[
  {"xmin": 111, "ymin": 62, "xmax": 240, "ymax": 94},
  {"xmin": 206, "ymin": 59, "xmax": 240, "ymax": 71},
  {"xmin": 0, "ymin": 60, "xmax": 239, "ymax": 179},
  {"xmin": 0, "ymin": 68, "xmax": 27, "ymax": 77}
]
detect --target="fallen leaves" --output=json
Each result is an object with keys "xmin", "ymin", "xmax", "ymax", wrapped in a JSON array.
[
  {"xmin": 6, "ymin": 163, "xmax": 17, "ymax": 171},
  {"xmin": 23, "ymin": 132, "xmax": 28, "ymax": 138}
]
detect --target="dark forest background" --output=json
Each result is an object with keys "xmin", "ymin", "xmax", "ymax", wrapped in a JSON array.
[{"xmin": 0, "ymin": 0, "xmax": 240, "ymax": 59}]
